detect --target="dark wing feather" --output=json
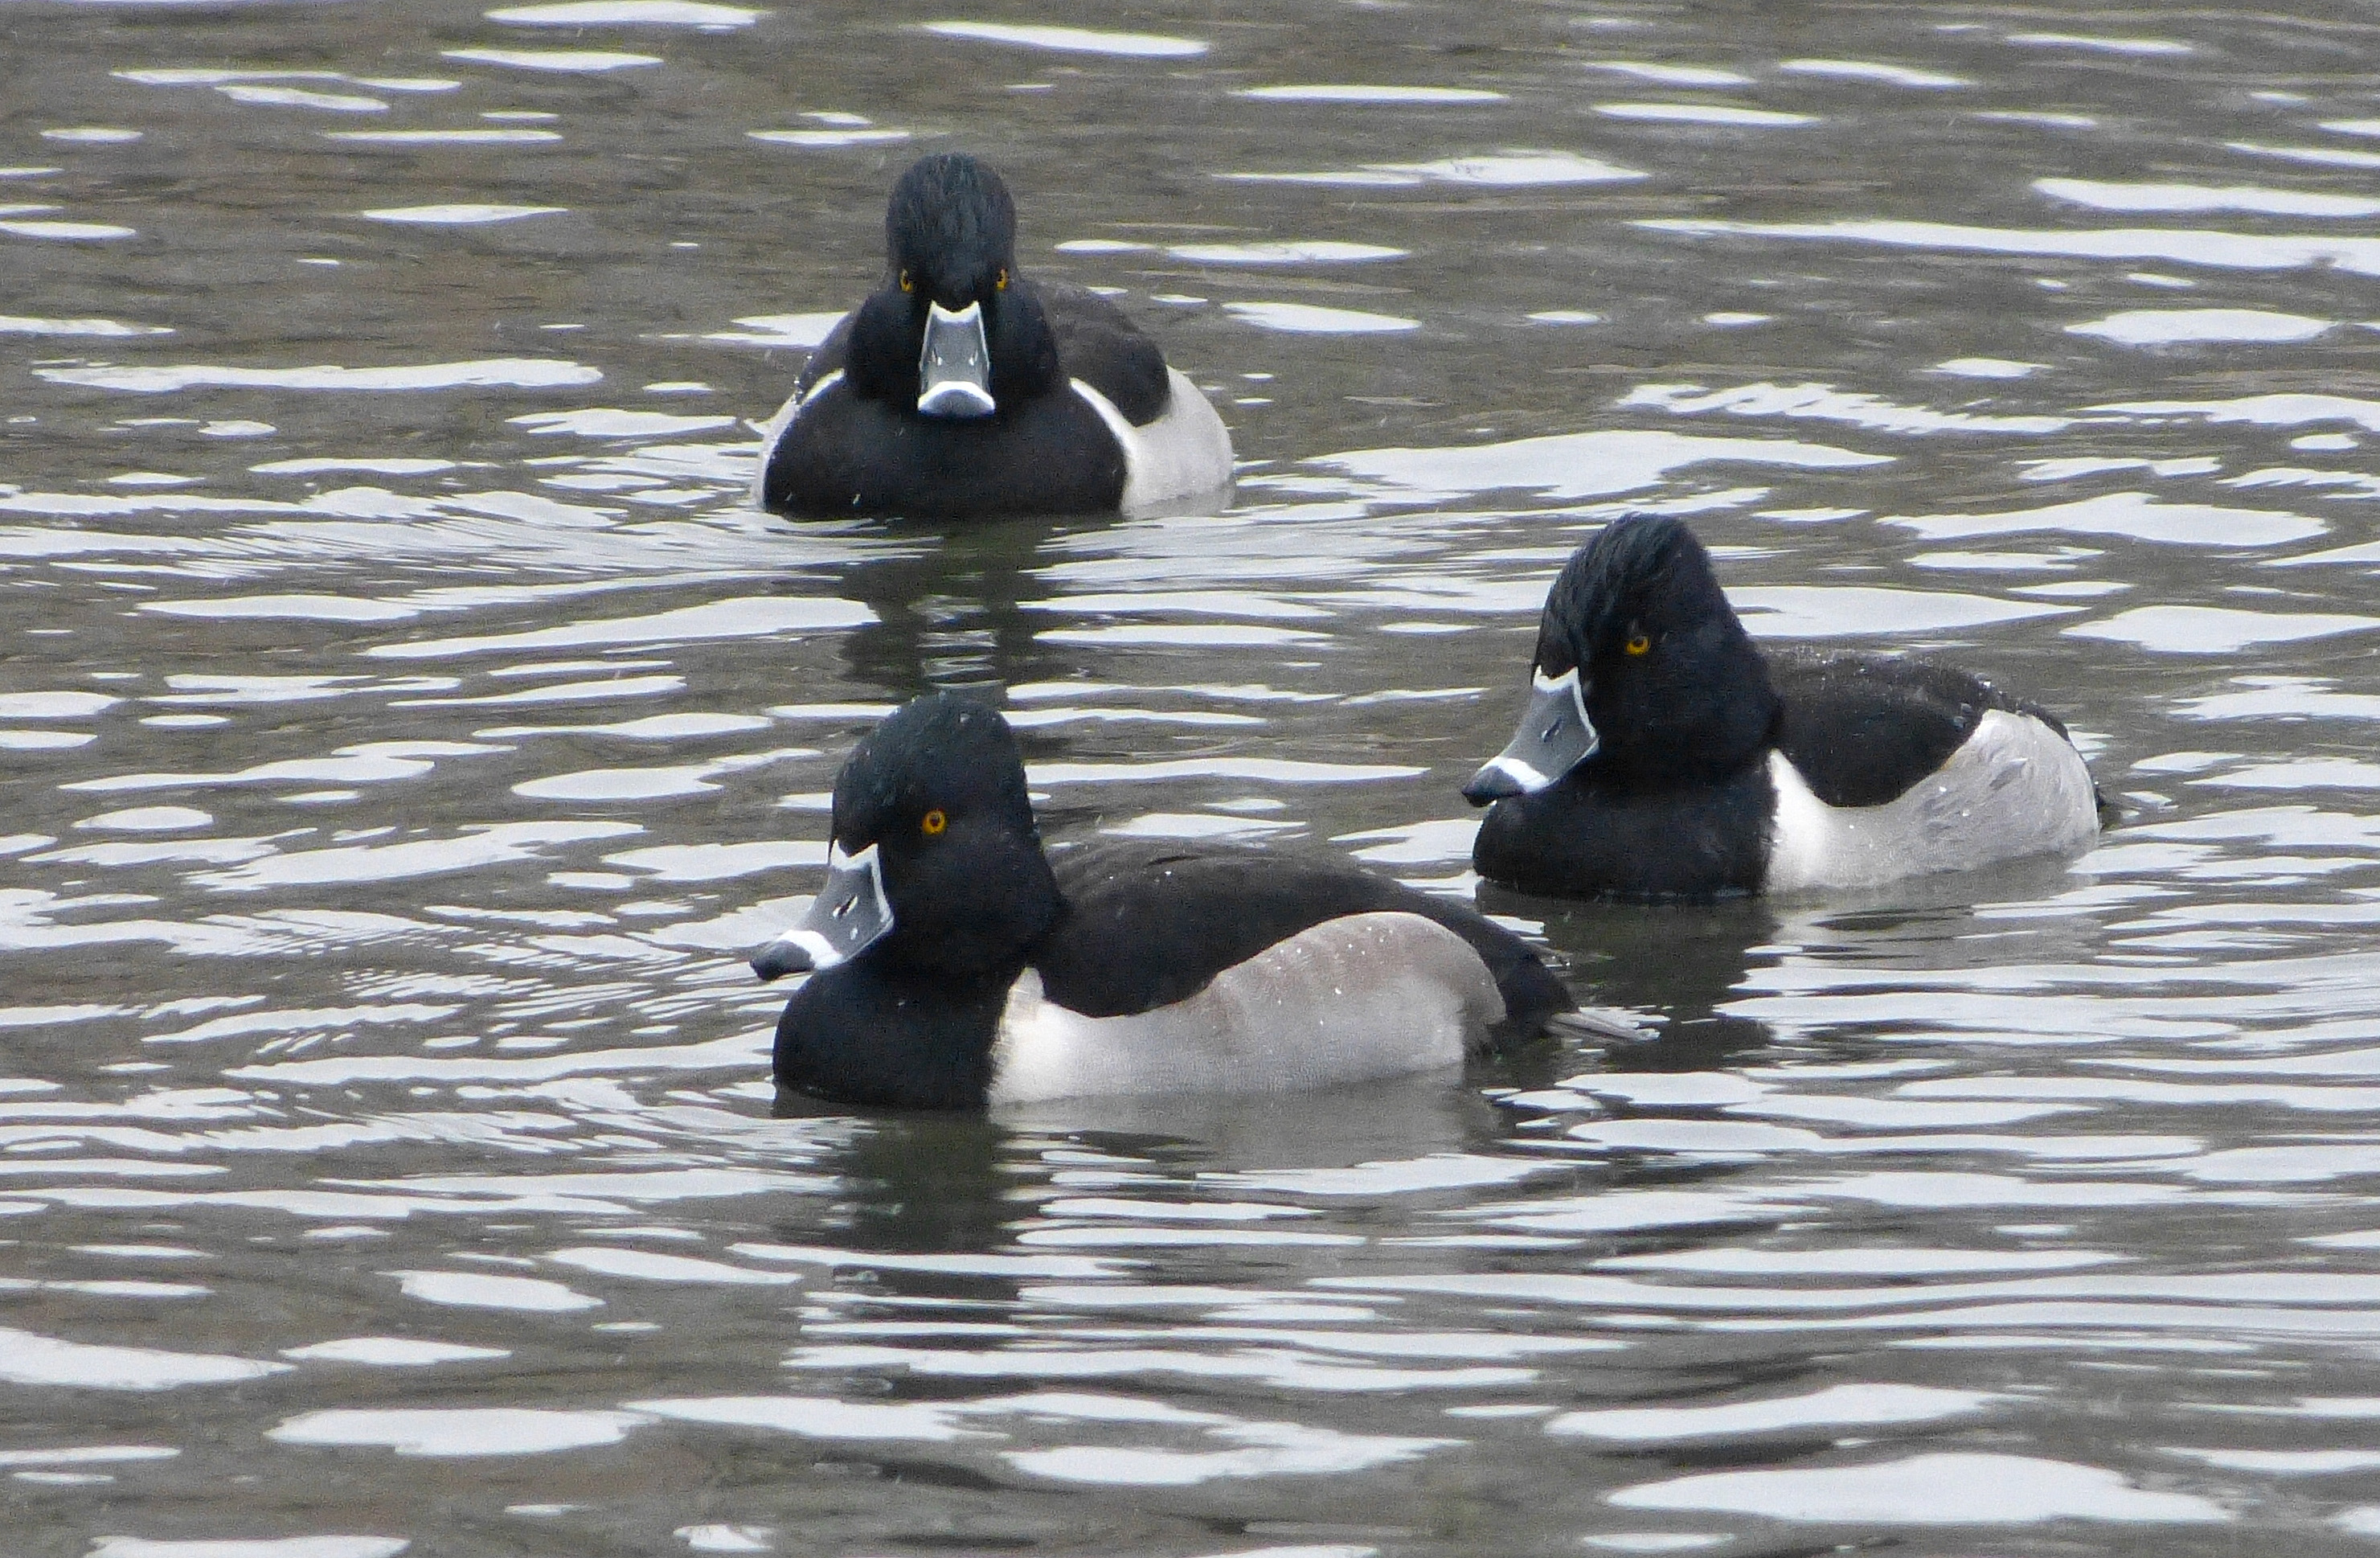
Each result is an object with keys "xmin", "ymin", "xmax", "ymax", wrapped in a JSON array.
[
  {"xmin": 793, "ymin": 310, "xmax": 856, "ymax": 400},
  {"xmin": 1029, "ymin": 279, "xmax": 1171, "ymax": 426},
  {"xmin": 1768, "ymin": 648, "xmax": 2068, "ymax": 808},
  {"xmin": 1035, "ymin": 839, "xmax": 1569, "ymax": 1044}
]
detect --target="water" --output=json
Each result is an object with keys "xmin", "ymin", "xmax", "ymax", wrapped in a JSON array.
[{"xmin": 6, "ymin": 0, "xmax": 2380, "ymax": 1552}]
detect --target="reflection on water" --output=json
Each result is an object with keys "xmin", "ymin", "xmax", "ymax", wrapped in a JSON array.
[{"xmin": 9, "ymin": 0, "xmax": 2380, "ymax": 1552}]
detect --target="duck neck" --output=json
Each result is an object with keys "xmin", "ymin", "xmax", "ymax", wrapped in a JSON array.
[
  {"xmin": 1596, "ymin": 629, "xmax": 1781, "ymax": 793},
  {"xmin": 876, "ymin": 843, "xmax": 1062, "ymax": 981},
  {"xmin": 842, "ymin": 285, "xmax": 1065, "ymax": 416},
  {"xmin": 776, "ymin": 956, "xmax": 1024, "ymax": 1109}
]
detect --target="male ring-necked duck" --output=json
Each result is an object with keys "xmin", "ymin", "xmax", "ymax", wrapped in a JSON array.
[
  {"xmin": 1464, "ymin": 515, "xmax": 2102, "ymax": 900},
  {"xmin": 754, "ymin": 153, "xmax": 1234, "ymax": 519},
  {"xmin": 753, "ymin": 693, "xmax": 1571, "ymax": 1108}
]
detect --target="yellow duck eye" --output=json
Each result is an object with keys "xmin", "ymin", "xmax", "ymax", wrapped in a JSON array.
[
  {"xmin": 898, "ymin": 269, "xmax": 914, "ymax": 293},
  {"xmin": 1625, "ymin": 633, "xmax": 1652, "ymax": 656},
  {"xmin": 920, "ymin": 808, "xmax": 947, "ymax": 836}
]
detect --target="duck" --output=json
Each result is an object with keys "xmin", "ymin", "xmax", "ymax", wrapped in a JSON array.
[
  {"xmin": 1462, "ymin": 515, "xmax": 2102, "ymax": 900},
  {"xmin": 752, "ymin": 692, "xmax": 1572, "ymax": 1108},
  {"xmin": 753, "ymin": 153, "xmax": 1235, "ymax": 520}
]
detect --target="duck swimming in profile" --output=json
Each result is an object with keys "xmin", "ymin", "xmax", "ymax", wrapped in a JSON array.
[
  {"xmin": 1464, "ymin": 515, "xmax": 2101, "ymax": 900},
  {"xmin": 752, "ymin": 693, "xmax": 1571, "ymax": 1108},
  {"xmin": 754, "ymin": 153, "xmax": 1234, "ymax": 519}
]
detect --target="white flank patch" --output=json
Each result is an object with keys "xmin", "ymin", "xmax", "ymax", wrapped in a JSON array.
[
  {"xmin": 987, "ymin": 911, "xmax": 1502, "ymax": 1103},
  {"xmin": 748, "ymin": 370, "xmax": 841, "ymax": 505},
  {"xmin": 1070, "ymin": 370, "xmax": 1234, "ymax": 516},
  {"xmin": 1764, "ymin": 709, "xmax": 2099, "ymax": 892}
]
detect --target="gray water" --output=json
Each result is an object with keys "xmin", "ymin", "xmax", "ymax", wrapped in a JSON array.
[{"xmin": 6, "ymin": 1, "xmax": 2380, "ymax": 1554}]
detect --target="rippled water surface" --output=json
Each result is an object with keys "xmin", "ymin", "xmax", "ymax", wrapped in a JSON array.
[{"xmin": 9, "ymin": 1, "xmax": 2380, "ymax": 1553}]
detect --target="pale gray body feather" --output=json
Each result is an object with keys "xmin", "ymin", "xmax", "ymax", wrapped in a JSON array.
[
  {"xmin": 1765, "ymin": 708, "xmax": 2099, "ymax": 892},
  {"xmin": 1071, "ymin": 371, "xmax": 1234, "ymax": 516},
  {"xmin": 985, "ymin": 910, "xmax": 1504, "ymax": 1105}
]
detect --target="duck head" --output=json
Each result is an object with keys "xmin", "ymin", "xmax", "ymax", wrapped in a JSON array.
[
  {"xmin": 845, "ymin": 154, "xmax": 1063, "ymax": 420},
  {"xmin": 754, "ymin": 692, "xmax": 1061, "ymax": 982},
  {"xmin": 1464, "ymin": 516, "xmax": 1780, "ymax": 804}
]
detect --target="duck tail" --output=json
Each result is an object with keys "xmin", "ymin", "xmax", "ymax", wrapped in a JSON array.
[{"xmin": 1484, "ymin": 951, "xmax": 1575, "ymax": 1053}]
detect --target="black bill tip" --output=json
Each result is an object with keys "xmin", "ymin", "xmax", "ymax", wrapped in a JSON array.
[
  {"xmin": 750, "ymin": 941, "xmax": 816, "ymax": 982},
  {"xmin": 1462, "ymin": 765, "xmax": 1523, "ymax": 806}
]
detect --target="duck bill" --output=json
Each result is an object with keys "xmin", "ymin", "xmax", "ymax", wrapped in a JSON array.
[
  {"xmin": 751, "ymin": 842, "xmax": 892, "ymax": 981},
  {"xmin": 1463, "ymin": 666, "xmax": 1599, "ymax": 805},
  {"xmin": 916, "ymin": 300, "xmax": 996, "ymax": 418}
]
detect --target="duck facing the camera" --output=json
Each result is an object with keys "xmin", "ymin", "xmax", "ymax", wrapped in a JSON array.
[
  {"xmin": 1464, "ymin": 515, "xmax": 2102, "ymax": 901},
  {"xmin": 754, "ymin": 694, "xmax": 1571, "ymax": 1108},
  {"xmin": 755, "ymin": 153, "xmax": 1232, "ymax": 520}
]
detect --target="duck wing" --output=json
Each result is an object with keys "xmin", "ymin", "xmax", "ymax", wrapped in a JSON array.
[
  {"xmin": 1034, "ymin": 838, "xmax": 1570, "ymax": 1043},
  {"xmin": 1768, "ymin": 647, "xmax": 2072, "ymax": 808},
  {"xmin": 1030, "ymin": 279, "xmax": 1171, "ymax": 426},
  {"xmin": 793, "ymin": 310, "xmax": 856, "ymax": 400}
]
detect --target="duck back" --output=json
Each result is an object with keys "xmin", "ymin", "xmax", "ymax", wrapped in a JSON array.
[
  {"xmin": 1769, "ymin": 648, "xmax": 2067, "ymax": 807},
  {"xmin": 1037, "ymin": 838, "xmax": 1567, "ymax": 1039},
  {"xmin": 1036, "ymin": 280, "xmax": 1169, "ymax": 424}
]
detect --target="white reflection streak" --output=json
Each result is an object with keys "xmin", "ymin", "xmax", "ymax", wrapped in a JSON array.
[{"xmin": 1641, "ymin": 215, "xmax": 2380, "ymax": 277}]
